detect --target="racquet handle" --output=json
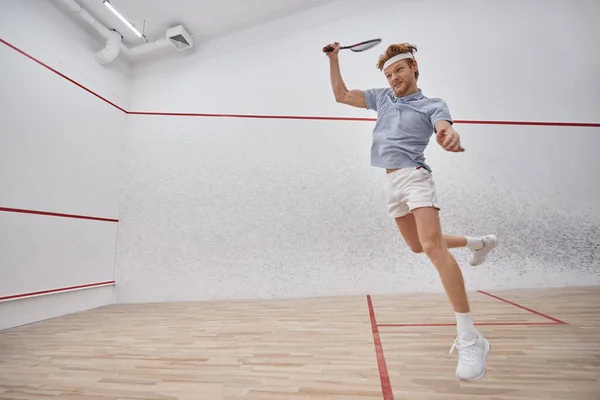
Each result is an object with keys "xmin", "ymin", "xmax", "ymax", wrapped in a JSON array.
[{"xmin": 323, "ymin": 45, "xmax": 348, "ymax": 52}]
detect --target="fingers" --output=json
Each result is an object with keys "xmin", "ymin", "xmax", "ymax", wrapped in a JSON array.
[
  {"xmin": 436, "ymin": 129, "xmax": 446, "ymax": 143},
  {"xmin": 438, "ymin": 129, "xmax": 464, "ymax": 152},
  {"xmin": 450, "ymin": 140, "xmax": 465, "ymax": 152},
  {"xmin": 324, "ymin": 42, "xmax": 340, "ymax": 54},
  {"xmin": 443, "ymin": 132, "xmax": 454, "ymax": 147},
  {"xmin": 448, "ymin": 139, "xmax": 463, "ymax": 152},
  {"xmin": 452, "ymin": 143, "xmax": 465, "ymax": 152}
]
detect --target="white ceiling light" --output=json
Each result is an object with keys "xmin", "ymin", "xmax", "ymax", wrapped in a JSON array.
[{"xmin": 102, "ymin": 0, "xmax": 146, "ymax": 41}]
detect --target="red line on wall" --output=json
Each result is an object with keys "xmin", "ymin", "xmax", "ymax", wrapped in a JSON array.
[
  {"xmin": 129, "ymin": 111, "xmax": 600, "ymax": 127},
  {"xmin": 453, "ymin": 120, "xmax": 600, "ymax": 128},
  {"xmin": 128, "ymin": 111, "xmax": 376, "ymax": 122},
  {"xmin": 0, "ymin": 38, "xmax": 126, "ymax": 114},
  {"xmin": 0, "ymin": 207, "xmax": 118, "ymax": 223},
  {"xmin": 377, "ymin": 321, "xmax": 559, "ymax": 327},
  {"xmin": 366, "ymin": 295, "xmax": 394, "ymax": 400},
  {"xmin": 2, "ymin": 38, "xmax": 599, "ymax": 128},
  {"xmin": 477, "ymin": 290, "xmax": 567, "ymax": 324},
  {"xmin": 0, "ymin": 280, "xmax": 115, "ymax": 302}
]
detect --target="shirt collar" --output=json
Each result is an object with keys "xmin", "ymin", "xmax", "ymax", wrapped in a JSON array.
[{"xmin": 396, "ymin": 89, "xmax": 425, "ymax": 101}]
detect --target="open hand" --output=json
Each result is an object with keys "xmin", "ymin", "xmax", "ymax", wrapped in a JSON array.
[{"xmin": 436, "ymin": 128, "xmax": 465, "ymax": 152}]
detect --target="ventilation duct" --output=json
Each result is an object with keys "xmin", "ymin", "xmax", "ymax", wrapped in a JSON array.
[
  {"xmin": 59, "ymin": 0, "xmax": 122, "ymax": 64},
  {"xmin": 58, "ymin": 0, "xmax": 193, "ymax": 64}
]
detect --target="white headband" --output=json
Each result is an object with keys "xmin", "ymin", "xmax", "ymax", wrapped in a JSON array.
[{"xmin": 382, "ymin": 52, "xmax": 414, "ymax": 71}]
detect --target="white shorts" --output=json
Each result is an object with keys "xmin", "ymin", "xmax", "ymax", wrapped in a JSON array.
[{"xmin": 384, "ymin": 166, "xmax": 440, "ymax": 218}]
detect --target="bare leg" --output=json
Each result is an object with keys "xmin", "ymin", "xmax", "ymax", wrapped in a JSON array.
[
  {"xmin": 408, "ymin": 206, "xmax": 491, "ymax": 381},
  {"xmin": 445, "ymin": 234, "xmax": 468, "ymax": 248},
  {"xmin": 395, "ymin": 214, "xmax": 468, "ymax": 253},
  {"xmin": 410, "ymin": 207, "xmax": 469, "ymax": 312}
]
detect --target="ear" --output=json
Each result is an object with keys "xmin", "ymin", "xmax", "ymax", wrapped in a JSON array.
[{"xmin": 411, "ymin": 59, "xmax": 419, "ymax": 72}]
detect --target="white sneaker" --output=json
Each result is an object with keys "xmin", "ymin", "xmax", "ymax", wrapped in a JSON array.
[
  {"xmin": 470, "ymin": 234, "xmax": 498, "ymax": 266},
  {"xmin": 449, "ymin": 334, "xmax": 491, "ymax": 381}
]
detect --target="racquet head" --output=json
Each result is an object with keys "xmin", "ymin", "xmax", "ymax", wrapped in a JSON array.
[{"xmin": 323, "ymin": 38, "xmax": 382, "ymax": 53}]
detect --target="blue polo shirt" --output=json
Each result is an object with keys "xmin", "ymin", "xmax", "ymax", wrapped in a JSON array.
[{"xmin": 364, "ymin": 87, "xmax": 453, "ymax": 172}]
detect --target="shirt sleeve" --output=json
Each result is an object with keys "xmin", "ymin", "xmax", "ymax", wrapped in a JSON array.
[
  {"xmin": 428, "ymin": 98, "xmax": 453, "ymax": 130},
  {"xmin": 364, "ymin": 88, "xmax": 385, "ymax": 111}
]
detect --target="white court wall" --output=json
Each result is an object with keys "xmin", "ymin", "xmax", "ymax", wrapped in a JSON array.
[
  {"xmin": 115, "ymin": 0, "xmax": 600, "ymax": 303},
  {"xmin": 0, "ymin": 0, "xmax": 130, "ymax": 329}
]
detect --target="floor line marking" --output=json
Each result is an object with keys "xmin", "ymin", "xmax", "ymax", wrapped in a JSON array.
[{"xmin": 367, "ymin": 295, "xmax": 394, "ymax": 400}]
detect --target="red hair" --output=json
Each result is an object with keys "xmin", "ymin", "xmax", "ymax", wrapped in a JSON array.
[{"xmin": 376, "ymin": 43, "xmax": 419, "ymax": 79}]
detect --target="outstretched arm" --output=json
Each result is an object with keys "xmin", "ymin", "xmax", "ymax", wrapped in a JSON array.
[{"xmin": 325, "ymin": 42, "xmax": 366, "ymax": 108}]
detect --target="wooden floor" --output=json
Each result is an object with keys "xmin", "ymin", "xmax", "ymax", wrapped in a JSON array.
[{"xmin": 1, "ymin": 287, "xmax": 599, "ymax": 400}]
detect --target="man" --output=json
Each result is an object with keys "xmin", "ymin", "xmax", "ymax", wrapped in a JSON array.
[{"xmin": 324, "ymin": 41, "xmax": 498, "ymax": 381}]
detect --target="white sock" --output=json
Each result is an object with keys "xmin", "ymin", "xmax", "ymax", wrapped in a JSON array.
[
  {"xmin": 465, "ymin": 236, "xmax": 484, "ymax": 250},
  {"xmin": 455, "ymin": 312, "xmax": 478, "ymax": 341}
]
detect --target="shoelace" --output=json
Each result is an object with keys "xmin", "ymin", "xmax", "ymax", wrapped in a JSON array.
[{"xmin": 449, "ymin": 337, "xmax": 478, "ymax": 365}]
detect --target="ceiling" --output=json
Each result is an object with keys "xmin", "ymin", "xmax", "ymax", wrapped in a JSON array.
[{"xmin": 78, "ymin": 0, "xmax": 335, "ymax": 47}]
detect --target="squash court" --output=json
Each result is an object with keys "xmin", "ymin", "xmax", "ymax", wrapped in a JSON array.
[{"xmin": 1, "ymin": 0, "xmax": 599, "ymax": 399}]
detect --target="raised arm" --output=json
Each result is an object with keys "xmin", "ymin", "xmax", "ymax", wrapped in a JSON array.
[{"xmin": 325, "ymin": 42, "xmax": 366, "ymax": 108}]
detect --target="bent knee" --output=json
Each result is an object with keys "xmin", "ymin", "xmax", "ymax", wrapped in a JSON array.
[
  {"xmin": 408, "ymin": 243, "xmax": 423, "ymax": 253},
  {"xmin": 421, "ymin": 238, "xmax": 445, "ymax": 257}
]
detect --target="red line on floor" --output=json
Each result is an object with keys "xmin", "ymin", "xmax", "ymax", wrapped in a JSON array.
[
  {"xmin": 0, "ymin": 38, "xmax": 126, "ymax": 114},
  {"xmin": 0, "ymin": 207, "xmax": 118, "ymax": 223},
  {"xmin": 2, "ymin": 38, "xmax": 599, "ymax": 128},
  {"xmin": 377, "ymin": 321, "xmax": 559, "ymax": 327},
  {"xmin": 366, "ymin": 295, "xmax": 394, "ymax": 400},
  {"xmin": 0, "ymin": 280, "xmax": 115, "ymax": 302},
  {"xmin": 477, "ymin": 290, "xmax": 567, "ymax": 324}
]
